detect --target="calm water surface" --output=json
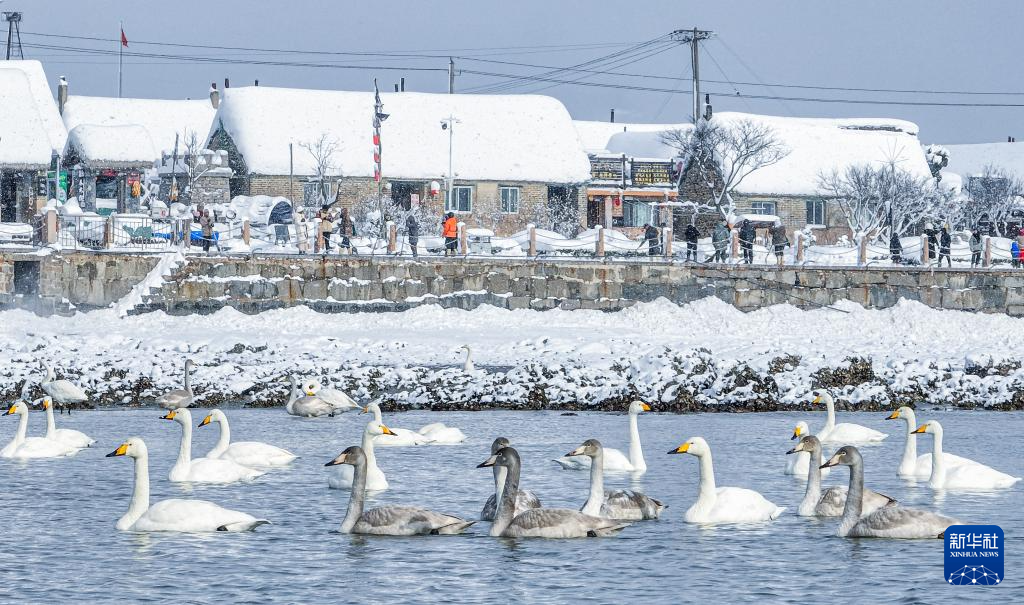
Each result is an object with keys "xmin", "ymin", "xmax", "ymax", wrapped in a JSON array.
[{"xmin": 0, "ymin": 408, "xmax": 1020, "ymax": 604}]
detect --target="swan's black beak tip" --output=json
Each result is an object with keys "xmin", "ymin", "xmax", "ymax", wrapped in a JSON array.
[
  {"xmin": 476, "ymin": 461, "xmax": 492, "ymax": 468},
  {"xmin": 785, "ymin": 448, "xmax": 797, "ymax": 455}
]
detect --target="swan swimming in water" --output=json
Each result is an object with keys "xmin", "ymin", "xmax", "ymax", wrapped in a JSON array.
[
  {"xmin": 668, "ymin": 437, "xmax": 785, "ymax": 524},
  {"xmin": 162, "ymin": 409, "xmax": 265, "ymax": 483},
  {"xmin": 567, "ymin": 439, "xmax": 664, "ymax": 520},
  {"xmin": 2, "ymin": 401, "xmax": 77, "ymax": 459},
  {"xmin": 812, "ymin": 390, "xmax": 886, "ymax": 444},
  {"xmin": 283, "ymin": 375, "xmax": 335, "ymax": 418},
  {"xmin": 553, "ymin": 400, "xmax": 649, "ymax": 472},
  {"xmin": 327, "ymin": 421, "xmax": 396, "ymax": 491},
  {"xmin": 787, "ymin": 435, "xmax": 895, "ymax": 517},
  {"xmin": 479, "ymin": 446, "xmax": 628, "ymax": 538},
  {"xmin": 156, "ymin": 359, "xmax": 195, "ymax": 410},
  {"xmin": 199, "ymin": 409, "xmax": 296, "ymax": 467},
  {"xmin": 107, "ymin": 437, "xmax": 269, "ymax": 532},
  {"xmin": 822, "ymin": 445, "xmax": 958, "ymax": 538},
  {"xmin": 362, "ymin": 402, "xmax": 435, "ymax": 446},
  {"xmin": 913, "ymin": 420, "xmax": 1021, "ymax": 490},
  {"xmin": 40, "ymin": 397, "xmax": 94, "ymax": 449},
  {"xmin": 302, "ymin": 380, "xmax": 361, "ymax": 414},
  {"xmin": 327, "ymin": 446, "xmax": 474, "ymax": 535},
  {"xmin": 885, "ymin": 407, "xmax": 972, "ymax": 478},
  {"xmin": 481, "ymin": 437, "xmax": 541, "ymax": 521},
  {"xmin": 785, "ymin": 422, "xmax": 829, "ymax": 478},
  {"xmin": 39, "ymin": 363, "xmax": 88, "ymax": 409}
]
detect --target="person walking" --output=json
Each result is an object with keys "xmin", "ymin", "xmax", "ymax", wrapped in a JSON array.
[
  {"xmin": 1014, "ymin": 228, "xmax": 1024, "ymax": 268},
  {"xmin": 684, "ymin": 223, "xmax": 700, "ymax": 262},
  {"xmin": 199, "ymin": 209, "xmax": 214, "ymax": 254},
  {"xmin": 739, "ymin": 219, "xmax": 755, "ymax": 264},
  {"xmin": 889, "ymin": 231, "xmax": 903, "ymax": 264},
  {"xmin": 1012, "ymin": 238, "xmax": 1022, "ymax": 269},
  {"xmin": 643, "ymin": 223, "xmax": 661, "ymax": 256},
  {"xmin": 923, "ymin": 222, "xmax": 938, "ymax": 263},
  {"xmin": 337, "ymin": 208, "xmax": 356, "ymax": 254},
  {"xmin": 405, "ymin": 213, "xmax": 419, "ymax": 258},
  {"xmin": 938, "ymin": 225, "xmax": 952, "ymax": 267},
  {"xmin": 969, "ymin": 229, "xmax": 983, "ymax": 268},
  {"xmin": 442, "ymin": 212, "xmax": 459, "ymax": 256},
  {"xmin": 292, "ymin": 206, "xmax": 310, "ymax": 254},
  {"xmin": 769, "ymin": 219, "xmax": 789, "ymax": 267},
  {"xmin": 711, "ymin": 220, "xmax": 730, "ymax": 263},
  {"xmin": 316, "ymin": 205, "xmax": 335, "ymax": 253}
]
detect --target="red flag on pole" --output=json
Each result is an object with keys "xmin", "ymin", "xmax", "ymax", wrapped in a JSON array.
[{"xmin": 120, "ymin": 28, "xmax": 128, "ymax": 47}]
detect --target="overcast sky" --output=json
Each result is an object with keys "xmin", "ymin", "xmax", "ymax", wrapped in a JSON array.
[{"xmin": 8, "ymin": 0, "xmax": 1024, "ymax": 144}]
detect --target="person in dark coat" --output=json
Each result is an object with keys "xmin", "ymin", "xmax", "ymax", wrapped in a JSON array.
[
  {"xmin": 738, "ymin": 219, "xmax": 755, "ymax": 264},
  {"xmin": 969, "ymin": 229, "xmax": 983, "ymax": 267},
  {"xmin": 889, "ymin": 231, "xmax": 903, "ymax": 264},
  {"xmin": 769, "ymin": 220, "xmax": 789, "ymax": 267},
  {"xmin": 923, "ymin": 222, "xmax": 937, "ymax": 263},
  {"xmin": 711, "ymin": 220, "xmax": 730, "ymax": 262},
  {"xmin": 938, "ymin": 225, "xmax": 952, "ymax": 267},
  {"xmin": 684, "ymin": 223, "xmax": 700, "ymax": 261},
  {"xmin": 643, "ymin": 223, "xmax": 660, "ymax": 256},
  {"xmin": 337, "ymin": 207, "xmax": 356, "ymax": 254},
  {"xmin": 405, "ymin": 213, "xmax": 419, "ymax": 258}
]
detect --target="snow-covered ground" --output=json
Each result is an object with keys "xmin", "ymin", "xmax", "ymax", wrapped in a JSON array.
[{"xmin": 2, "ymin": 297, "xmax": 1022, "ymax": 410}]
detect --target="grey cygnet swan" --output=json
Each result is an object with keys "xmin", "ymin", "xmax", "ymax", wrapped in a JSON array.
[
  {"xmin": 787, "ymin": 435, "xmax": 895, "ymax": 517},
  {"xmin": 567, "ymin": 439, "xmax": 663, "ymax": 520},
  {"xmin": 481, "ymin": 437, "xmax": 541, "ymax": 521}
]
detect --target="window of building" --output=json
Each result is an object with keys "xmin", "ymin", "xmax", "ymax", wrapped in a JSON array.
[
  {"xmin": 806, "ymin": 199, "xmax": 826, "ymax": 226},
  {"xmin": 615, "ymin": 198, "xmax": 653, "ymax": 228},
  {"xmin": 750, "ymin": 200, "xmax": 776, "ymax": 216},
  {"xmin": 500, "ymin": 186, "xmax": 520, "ymax": 213},
  {"xmin": 447, "ymin": 185, "xmax": 473, "ymax": 213}
]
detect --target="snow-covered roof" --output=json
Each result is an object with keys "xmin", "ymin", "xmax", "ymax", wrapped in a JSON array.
[
  {"xmin": 66, "ymin": 124, "xmax": 157, "ymax": 169},
  {"xmin": 62, "ymin": 96, "xmax": 216, "ymax": 159},
  {"xmin": 0, "ymin": 60, "xmax": 67, "ymax": 157},
  {"xmin": 0, "ymin": 70, "xmax": 54, "ymax": 169},
  {"xmin": 575, "ymin": 112, "xmax": 931, "ymax": 196},
  {"xmin": 943, "ymin": 142, "xmax": 1024, "ymax": 179},
  {"xmin": 213, "ymin": 86, "xmax": 591, "ymax": 182}
]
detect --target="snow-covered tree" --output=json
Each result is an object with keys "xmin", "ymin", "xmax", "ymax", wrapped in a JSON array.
[
  {"xmin": 351, "ymin": 194, "xmax": 441, "ymax": 244},
  {"xmin": 178, "ymin": 130, "xmax": 215, "ymax": 205},
  {"xmin": 961, "ymin": 165, "xmax": 1023, "ymax": 235},
  {"xmin": 300, "ymin": 133, "xmax": 339, "ymax": 207},
  {"xmin": 661, "ymin": 118, "xmax": 789, "ymax": 218},
  {"xmin": 924, "ymin": 144, "xmax": 950, "ymax": 181}
]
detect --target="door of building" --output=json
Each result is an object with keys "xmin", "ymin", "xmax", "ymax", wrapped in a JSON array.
[{"xmin": 1, "ymin": 172, "xmax": 18, "ymax": 222}]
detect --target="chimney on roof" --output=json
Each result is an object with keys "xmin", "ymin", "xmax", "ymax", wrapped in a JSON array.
[
  {"xmin": 57, "ymin": 76, "xmax": 68, "ymax": 115},
  {"xmin": 255, "ymin": 79, "xmax": 259, "ymax": 86},
  {"xmin": 209, "ymin": 82, "xmax": 219, "ymax": 109},
  {"xmin": 610, "ymin": 109, "xmax": 615, "ymax": 123},
  {"xmin": 394, "ymin": 83, "xmax": 399, "ymax": 92},
  {"xmin": 704, "ymin": 94, "xmax": 713, "ymax": 120},
  {"xmin": 400, "ymin": 77, "xmax": 405, "ymax": 92},
  {"xmin": 224, "ymin": 78, "xmax": 230, "ymax": 89},
  {"xmin": 1010, "ymin": 136, "xmax": 1016, "ymax": 143}
]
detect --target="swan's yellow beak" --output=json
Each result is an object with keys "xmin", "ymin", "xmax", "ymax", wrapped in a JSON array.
[
  {"xmin": 668, "ymin": 442, "xmax": 690, "ymax": 454},
  {"xmin": 42, "ymin": 399, "xmax": 51, "ymax": 410},
  {"xmin": 161, "ymin": 410, "xmax": 176, "ymax": 420},
  {"xmin": 3, "ymin": 404, "xmax": 17, "ymax": 416},
  {"xmin": 912, "ymin": 424, "xmax": 928, "ymax": 434},
  {"xmin": 886, "ymin": 410, "xmax": 900, "ymax": 420},
  {"xmin": 380, "ymin": 424, "xmax": 396, "ymax": 436},
  {"xmin": 812, "ymin": 395, "xmax": 822, "ymax": 404},
  {"xmin": 641, "ymin": 403, "xmax": 651, "ymax": 412},
  {"xmin": 791, "ymin": 425, "xmax": 803, "ymax": 440},
  {"xmin": 106, "ymin": 442, "xmax": 129, "ymax": 457},
  {"xmin": 198, "ymin": 415, "xmax": 212, "ymax": 427}
]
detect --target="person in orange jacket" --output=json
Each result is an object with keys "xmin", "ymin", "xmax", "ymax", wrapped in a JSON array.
[{"xmin": 442, "ymin": 212, "xmax": 458, "ymax": 256}]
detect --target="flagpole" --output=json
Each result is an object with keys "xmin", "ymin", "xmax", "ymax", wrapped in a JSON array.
[{"xmin": 118, "ymin": 21, "xmax": 123, "ymax": 98}]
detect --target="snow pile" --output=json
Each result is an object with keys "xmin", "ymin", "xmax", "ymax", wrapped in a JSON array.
[
  {"xmin": 66, "ymin": 124, "xmax": 158, "ymax": 168},
  {"xmin": 0, "ymin": 70, "xmax": 54, "ymax": 168},
  {"xmin": 61, "ymin": 96, "xmax": 216, "ymax": 157},
  {"xmin": 214, "ymin": 86, "xmax": 591, "ymax": 182},
  {"xmin": 112, "ymin": 250, "xmax": 187, "ymax": 317},
  {"xmin": 0, "ymin": 60, "xmax": 67, "ymax": 153},
  {"xmin": 2, "ymin": 297, "xmax": 1022, "ymax": 411}
]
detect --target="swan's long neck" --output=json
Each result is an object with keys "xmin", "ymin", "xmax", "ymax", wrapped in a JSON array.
[
  {"xmin": 45, "ymin": 365, "xmax": 55, "ymax": 383},
  {"xmin": 824, "ymin": 398, "xmax": 836, "ymax": 432},
  {"xmin": 582, "ymin": 449, "xmax": 605, "ymax": 516},
  {"xmin": 838, "ymin": 458, "xmax": 865, "ymax": 537},
  {"xmin": 119, "ymin": 453, "xmax": 151, "ymax": 530},
  {"xmin": 45, "ymin": 404, "xmax": 57, "ymax": 438},
  {"xmin": 493, "ymin": 465, "xmax": 507, "ymax": 505},
  {"xmin": 491, "ymin": 459, "xmax": 521, "ymax": 537},
  {"xmin": 286, "ymin": 376, "xmax": 299, "ymax": 412},
  {"xmin": 175, "ymin": 421, "xmax": 193, "ymax": 469},
  {"xmin": 213, "ymin": 417, "xmax": 231, "ymax": 455},
  {"xmin": 340, "ymin": 459, "xmax": 367, "ymax": 533},
  {"xmin": 695, "ymin": 451, "xmax": 718, "ymax": 511},
  {"xmin": 370, "ymin": 406, "xmax": 383, "ymax": 425},
  {"xmin": 628, "ymin": 413, "xmax": 646, "ymax": 471},
  {"xmin": 361, "ymin": 425, "xmax": 379, "ymax": 472},
  {"xmin": 464, "ymin": 347, "xmax": 472, "ymax": 364},
  {"xmin": 900, "ymin": 412, "xmax": 917, "ymax": 474},
  {"xmin": 183, "ymin": 363, "xmax": 192, "ymax": 393},
  {"xmin": 801, "ymin": 445, "xmax": 823, "ymax": 512},
  {"xmin": 929, "ymin": 425, "xmax": 946, "ymax": 486},
  {"xmin": 15, "ymin": 410, "xmax": 29, "ymax": 447}
]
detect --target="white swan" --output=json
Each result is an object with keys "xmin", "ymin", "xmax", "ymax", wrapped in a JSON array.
[
  {"xmin": 41, "ymin": 397, "xmax": 94, "ymax": 449},
  {"xmin": 885, "ymin": 407, "xmax": 973, "ymax": 478},
  {"xmin": 461, "ymin": 345, "xmax": 475, "ymax": 373},
  {"xmin": 553, "ymin": 400, "xmax": 649, "ymax": 472},
  {"xmin": 668, "ymin": 437, "xmax": 784, "ymax": 524},
  {"xmin": 199, "ymin": 409, "xmax": 296, "ymax": 467},
  {"xmin": 785, "ymin": 422, "xmax": 829, "ymax": 478},
  {"xmin": 40, "ymin": 363, "xmax": 88, "ymax": 408},
  {"xmin": 156, "ymin": 358, "xmax": 195, "ymax": 409},
  {"xmin": 106, "ymin": 438, "xmax": 269, "ymax": 532},
  {"xmin": 568, "ymin": 439, "xmax": 664, "ymax": 520},
  {"xmin": 787, "ymin": 435, "xmax": 896, "ymax": 517},
  {"xmin": 481, "ymin": 437, "xmax": 541, "ymax": 521},
  {"xmin": 284, "ymin": 375, "xmax": 335, "ymax": 417},
  {"xmin": 822, "ymin": 445, "xmax": 958, "ymax": 538},
  {"xmin": 913, "ymin": 420, "xmax": 1021, "ymax": 490},
  {"xmin": 812, "ymin": 390, "xmax": 886, "ymax": 444},
  {"xmin": 302, "ymin": 379, "xmax": 361, "ymax": 413},
  {"xmin": 363, "ymin": 402, "xmax": 434, "ymax": 446},
  {"xmin": 328, "ymin": 446, "xmax": 474, "ymax": 535},
  {"xmin": 417, "ymin": 422, "xmax": 467, "ymax": 444},
  {"xmin": 2, "ymin": 401, "xmax": 77, "ymax": 459},
  {"xmin": 327, "ymin": 421, "xmax": 395, "ymax": 491},
  {"xmin": 162, "ymin": 409, "xmax": 265, "ymax": 483},
  {"xmin": 479, "ymin": 446, "xmax": 628, "ymax": 538}
]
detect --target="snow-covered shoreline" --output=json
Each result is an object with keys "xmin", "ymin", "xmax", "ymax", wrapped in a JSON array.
[{"xmin": 2, "ymin": 297, "xmax": 1022, "ymax": 411}]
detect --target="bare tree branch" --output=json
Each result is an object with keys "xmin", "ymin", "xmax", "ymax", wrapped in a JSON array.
[{"xmin": 300, "ymin": 133, "xmax": 340, "ymax": 206}]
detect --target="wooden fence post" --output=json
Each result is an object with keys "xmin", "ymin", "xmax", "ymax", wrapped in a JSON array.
[
  {"xmin": 458, "ymin": 222, "xmax": 468, "ymax": 255},
  {"xmin": 983, "ymin": 236, "xmax": 992, "ymax": 267},
  {"xmin": 595, "ymin": 225, "xmax": 605, "ymax": 257},
  {"xmin": 45, "ymin": 209, "xmax": 58, "ymax": 245},
  {"xmin": 184, "ymin": 218, "xmax": 192, "ymax": 248},
  {"xmin": 857, "ymin": 236, "xmax": 868, "ymax": 266},
  {"xmin": 663, "ymin": 226, "xmax": 673, "ymax": 258},
  {"xmin": 386, "ymin": 221, "xmax": 397, "ymax": 254},
  {"xmin": 920, "ymin": 234, "xmax": 929, "ymax": 265},
  {"xmin": 795, "ymin": 233, "xmax": 805, "ymax": 263},
  {"xmin": 105, "ymin": 214, "xmax": 115, "ymax": 248},
  {"xmin": 731, "ymin": 228, "xmax": 739, "ymax": 261},
  {"xmin": 528, "ymin": 223, "xmax": 537, "ymax": 257},
  {"xmin": 242, "ymin": 219, "xmax": 251, "ymax": 246}
]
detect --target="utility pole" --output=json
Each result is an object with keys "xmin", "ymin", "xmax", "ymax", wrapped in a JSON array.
[
  {"xmin": 440, "ymin": 115, "xmax": 460, "ymax": 210},
  {"xmin": 670, "ymin": 28, "xmax": 713, "ymax": 122},
  {"xmin": 448, "ymin": 57, "xmax": 455, "ymax": 94},
  {"xmin": 3, "ymin": 12, "xmax": 24, "ymax": 60}
]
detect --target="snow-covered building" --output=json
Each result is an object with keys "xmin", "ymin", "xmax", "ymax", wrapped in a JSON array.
[
  {"xmin": 576, "ymin": 113, "xmax": 932, "ymax": 242},
  {"xmin": 0, "ymin": 61, "xmax": 66, "ymax": 224},
  {"xmin": 207, "ymin": 86, "xmax": 592, "ymax": 235},
  {"xmin": 63, "ymin": 124, "xmax": 157, "ymax": 212}
]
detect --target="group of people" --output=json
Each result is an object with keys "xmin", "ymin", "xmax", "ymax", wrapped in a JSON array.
[{"xmin": 643, "ymin": 218, "xmax": 790, "ymax": 266}]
